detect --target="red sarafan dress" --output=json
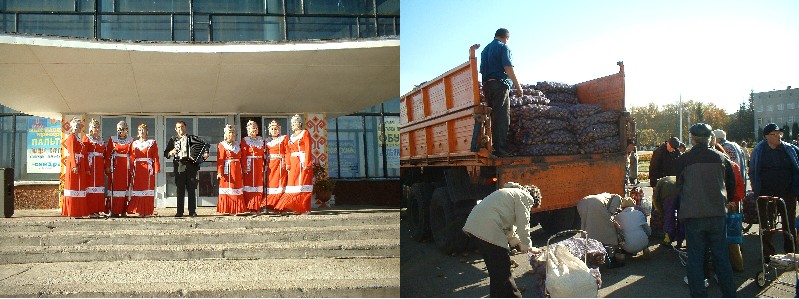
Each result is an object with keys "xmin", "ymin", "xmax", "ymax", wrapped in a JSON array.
[
  {"xmin": 128, "ymin": 139, "xmax": 160, "ymax": 216},
  {"xmin": 275, "ymin": 130, "xmax": 313, "ymax": 214},
  {"xmin": 217, "ymin": 141, "xmax": 246, "ymax": 214},
  {"xmin": 265, "ymin": 134, "xmax": 288, "ymax": 209},
  {"xmin": 82, "ymin": 134, "xmax": 106, "ymax": 215},
  {"xmin": 62, "ymin": 132, "xmax": 89, "ymax": 217},
  {"xmin": 105, "ymin": 135, "xmax": 133, "ymax": 215},
  {"xmin": 241, "ymin": 136, "xmax": 265, "ymax": 211}
]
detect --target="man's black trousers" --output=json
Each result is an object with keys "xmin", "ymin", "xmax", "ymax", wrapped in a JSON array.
[
  {"xmin": 476, "ymin": 237, "xmax": 521, "ymax": 298},
  {"xmin": 175, "ymin": 166, "xmax": 198, "ymax": 215}
]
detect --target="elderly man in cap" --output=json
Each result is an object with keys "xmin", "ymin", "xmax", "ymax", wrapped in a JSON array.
[
  {"xmin": 676, "ymin": 123, "xmax": 737, "ymax": 297},
  {"xmin": 650, "ymin": 136, "xmax": 682, "ymax": 187},
  {"xmin": 713, "ymin": 129, "xmax": 748, "ymax": 185},
  {"xmin": 750, "ymin": 123, "xmax": 799, "ymax": 260}
]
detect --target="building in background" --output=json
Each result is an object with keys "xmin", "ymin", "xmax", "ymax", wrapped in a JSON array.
[
  {"xmin": 0, "ymin": 0, "xmax": 399, "ymax": 209},
  {"xmin": 752, "ymin": 86, "xmax": 799, "ymax": 140}
]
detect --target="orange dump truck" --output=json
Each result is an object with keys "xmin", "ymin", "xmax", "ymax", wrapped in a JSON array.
[{"xmin": 401, "ymin": 45, "xmax": 635, "ymax": 253}]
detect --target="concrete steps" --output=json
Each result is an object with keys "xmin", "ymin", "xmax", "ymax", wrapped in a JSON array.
[{"xmin": 0, "ymin": 206, "xmax": 400, "ymax": 297}]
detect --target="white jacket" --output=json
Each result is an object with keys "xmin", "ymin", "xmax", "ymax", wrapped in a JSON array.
[
  {"xmin": 616, "ymin": 207, "xmax": 651, "ymax": 254},
  {"xmin": 463, "ymin": 184, "xmax": 536, "ymax": 251}
]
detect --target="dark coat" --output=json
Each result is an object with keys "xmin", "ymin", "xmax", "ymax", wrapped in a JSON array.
[{"xmin": 649, "ymin": 142, "xmax": 681, "ymax": 186}]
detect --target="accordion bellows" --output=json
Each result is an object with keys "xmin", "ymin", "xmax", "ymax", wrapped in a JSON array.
[{"xmin": 185, "ymin": 135, "xmax": 210, "ymax": 163}]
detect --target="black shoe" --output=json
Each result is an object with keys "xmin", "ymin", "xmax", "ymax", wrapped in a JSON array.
[
  {"xmin": 189, "ymin": 212, "xmax": 197, "ymax": 217},
  {"xmin": 175, "ymin": 213, "xmax": 184, "ymax": 218},
  {"xmin": 110, "ymin": 213, "xmax": 120, "ymax": 218}
]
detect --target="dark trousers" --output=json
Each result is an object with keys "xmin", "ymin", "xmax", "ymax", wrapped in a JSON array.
[
  {"xmin": 758, "ymin": 193, "xmax": 797, "ymax": 258},
  {"xmin": 684, "ymin": 217, "xmax": 736, "ymax": 297},
  {"xmin": 175, "ymin": 166, "xmax": 198, "ymax": 215},
  {"xmin": 475, "ymin": 238, "xmax": 521, "ymax": 298},
  {"xmin": 483, "ymin": 80, "xmax": 510, "ymax": 153}
]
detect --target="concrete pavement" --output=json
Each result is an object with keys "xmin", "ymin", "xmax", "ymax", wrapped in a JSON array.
[{"xmin": 0, "ymin": 206, "xmax": 400, "ymax": 297}]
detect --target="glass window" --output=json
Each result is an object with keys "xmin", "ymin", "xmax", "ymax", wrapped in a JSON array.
[
  {"xmin": 358, "ymin": 17, "xmax": 376, "ymax": 38},
  {"xmin": 111, "ymin": 0, "xmax": 189, "ymax": 12},
  {"xmin": 198, "ymin": 170, "xmax": 219, "ymax": 197},
  {"xmin": 376, "ymin": 0, "xmax": 399, "ymax": 15},
  {"xmin": 99, "ymin": 15, "xmax": 173, "ymax": 41},
  {"xmin": 286, "ymin": 16, "xmax": 358, "ymax": 40},
  {"xmin": 304, "ymin": 0, "xmax": 373, "ymax": 14},
  {"xmin": 4, "ymin": 0, "xmax": 76, "ymax": 12},
  {"xmin": 173, "ymin": 15, "xmax": 191, "ymax": 41},
  {"xmin": 197, "ymin": 117, "xmax": 226, "ymax": 147},
  {"xmin": 210, "ymin": 16, "xmax": 284, "ymax": 41},
  {"xmin": 17, "ymin": 14, "xmax": 94, "ymax": 38},
  {"xmin": 329, "ymin": 116, "xmax": 363, "ymax": 178},
  {"xmin": 193, "ymin": 0, "xmax": 267, "ymax": 13},
  {"xmin": 377, "ymin": 17, "xmax": 398, "ymax": 36}
]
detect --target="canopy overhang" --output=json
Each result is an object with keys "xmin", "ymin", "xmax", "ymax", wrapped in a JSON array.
[{"xmin": 0, "ymin": 34, "xmax": 399, "ymax": 119}]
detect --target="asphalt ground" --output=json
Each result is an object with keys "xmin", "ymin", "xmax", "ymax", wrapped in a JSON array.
[{"xmin": 400, "ymin": 183, "xmax": 798, "ymax": 298}]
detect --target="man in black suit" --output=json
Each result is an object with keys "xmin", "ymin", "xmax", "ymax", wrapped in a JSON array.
[{"xmin": 163, "ymin": 121, "xmax": 209, "ymax": 217}]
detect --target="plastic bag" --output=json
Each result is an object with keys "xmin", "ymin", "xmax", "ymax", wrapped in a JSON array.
[
  {"xmin": 545, "ymin": 244, "xmax": 598, "ymax": 298},
  {"xmin": 726, "ymin": 213, "xmax": 743, "ymax": 245}
]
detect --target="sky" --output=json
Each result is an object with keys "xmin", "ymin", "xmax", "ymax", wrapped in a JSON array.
[{"xmin": 400, "ymin": 0, "xmax": 799, "ymax": 114}]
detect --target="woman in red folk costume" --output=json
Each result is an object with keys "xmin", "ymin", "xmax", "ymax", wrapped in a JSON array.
[
  {"xmin": 82, "ymin": 119, "xmax": 106, "ymax": 218},
  {"xmin": 105, "ymin": 121, "xmax": 133, "ymax": 218},
  {"xmin": 62, "ymin": 117, "xmax": 90, "ymax": 217},
  {"xmin": 241, "ymin": 120, "xmax": 265, "ymax": 214},
  {"xmin": 265, "ymin": 120, "xmax": 288, "ymax": 214},
  {"xmin": 275, "ymin": 114, "xmax": 313, "ymax": 215},
  {"xmin": 128, "ymin": 124, "xmax": 160, "ymax": 217},
  {"xmin": 217, "ymin": 124, "xmax": 247, "ymax": 215}
]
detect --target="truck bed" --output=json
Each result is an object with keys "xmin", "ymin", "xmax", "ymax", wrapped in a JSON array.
[{"xmin": 400, "ymin": 46, "xmax": 627, "ymax": 167}]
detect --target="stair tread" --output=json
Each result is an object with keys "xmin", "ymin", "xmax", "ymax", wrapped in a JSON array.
[
  {"xmin": 0, "ymin": 258, "xmax": 399, "ymax": 296},
  {"xmin": 0, "ymin": 238, "xmax": 400, "ymax": 252}
]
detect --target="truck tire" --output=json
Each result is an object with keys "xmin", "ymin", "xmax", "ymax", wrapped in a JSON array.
[
  {"xmin": 538, "ymin": 207, "xmax": 581, "ymax": 235},
  {"xmin": 453, "ymin": 200, "xmax": 476, "ymax": 252},
  {"xmin": 429, "ymin": 187, "xmax": 470, "ymax": 254},
  {"xmin": 407, "ymin": 182, "xmax": 434, "ymax": 242}
]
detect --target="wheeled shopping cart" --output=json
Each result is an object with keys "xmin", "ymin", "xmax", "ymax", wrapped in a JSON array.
[{"xmin": 754, "ymin": 196, "xmax": 799, "ymax": 290}]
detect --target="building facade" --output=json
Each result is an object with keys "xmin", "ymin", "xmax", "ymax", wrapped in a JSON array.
[
  {"xmin": 1, "ymin": 0, "xmax": 399, "ymax": 42},
  {"xmin": 753, "ymin": 86, "xmax": 799, "ymax": 140},
  {"xmin": 0, "ymin": 1, "xmax": 400, "ymax": 208}
]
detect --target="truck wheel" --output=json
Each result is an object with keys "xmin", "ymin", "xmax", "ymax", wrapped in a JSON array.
[
  {"xmin": 408, "ymin": 183, "xmax": 434, "ymax": 242},
  {"xmin": 538, "ymin": 207, "xmax": 580, "ymax": 235},
  {"xmin": 430, "ymin": 187, "xmax": 469, "ymax": 254},
  {"xmin": 453, "ymin": 200, "xmax": 476, "ymax": 252}
]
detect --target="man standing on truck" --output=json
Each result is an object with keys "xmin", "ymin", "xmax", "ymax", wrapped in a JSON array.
[
  {"xmin": 675, "ymin": 123, "xmax": 736, "ymax": 297},
  {"xmin": 649, "ymin": 137, "xmax": 681, "ymax": 186},
  {"xmin": 478, "ymin": 28, "xmax": 523, "ymax": 157}
]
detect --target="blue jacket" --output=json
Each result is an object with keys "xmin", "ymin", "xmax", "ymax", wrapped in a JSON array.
[{"xmin": 750, "ymin": 140, "xmax": 799, "ymax": 197}]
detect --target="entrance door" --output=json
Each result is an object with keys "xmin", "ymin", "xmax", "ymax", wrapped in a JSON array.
[{"xmin": 163, "ymin": 116, "xmax": 231, "ymax": 207}]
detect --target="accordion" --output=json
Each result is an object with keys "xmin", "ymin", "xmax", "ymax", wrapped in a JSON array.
[{"xmin": 177, "ymin": 135, "xmax": 210, "ymax": 165}]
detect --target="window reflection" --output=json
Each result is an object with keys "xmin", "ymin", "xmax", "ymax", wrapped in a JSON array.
[{"xmin": 198, "ymin": 170, "xmax": 219, "ymax": 197}]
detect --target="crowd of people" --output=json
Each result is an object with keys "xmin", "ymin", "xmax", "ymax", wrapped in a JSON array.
[
  {"xmin": 463, "ymin": 121, "xmax": 799, "ymax": 298},
  {"xmin": 60, "ymin": 114, "xmax": 315, "ymax": 218}
]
